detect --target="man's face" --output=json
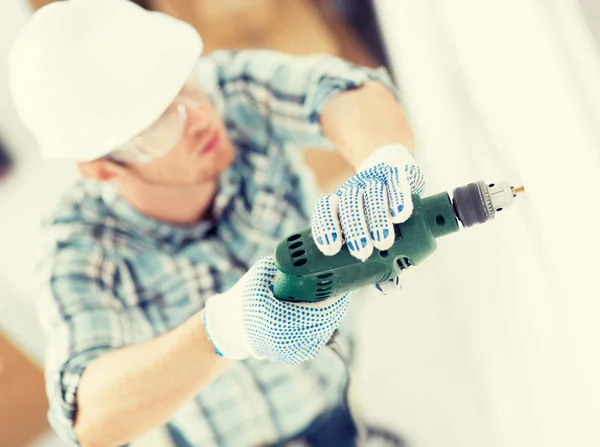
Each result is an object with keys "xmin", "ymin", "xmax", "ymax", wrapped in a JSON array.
[{"xmin": 120, "ymin": 82, "xmax": 235, "ymax": 187}]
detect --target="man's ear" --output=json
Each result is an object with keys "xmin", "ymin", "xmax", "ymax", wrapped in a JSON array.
[{"xmin": 77, "ymin": 158, "xmax": 128, "ymax": 181}]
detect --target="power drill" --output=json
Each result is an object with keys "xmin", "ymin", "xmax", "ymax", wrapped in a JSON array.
[{"xmin": 273, "ymin": 180, "xmax": 524, "ymax": 302}]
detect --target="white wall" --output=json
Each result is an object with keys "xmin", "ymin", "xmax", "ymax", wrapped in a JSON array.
[
  {"xmin": 0, "ymin": 0, "xmax": 77, "ymax": 360},
  {"xmin": 1, "ymin": 2, "xmax": 76, "ymax": 446},
  {"xmin": 357, "ymin": 1, "xmax": 600, "ymax": 447},
  {"xmin": 580, "ymin": 0, "xmax": 600, "ymax": 46}
]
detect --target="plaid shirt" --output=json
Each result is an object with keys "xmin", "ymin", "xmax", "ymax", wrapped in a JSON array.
[{"xmin": 37, "ymin": 49, "xmax": 400, "ymax": 447}]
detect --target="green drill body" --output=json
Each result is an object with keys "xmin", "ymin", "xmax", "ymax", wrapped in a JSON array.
[{"xmin": 273, "ymin": 192, "xmax": 460, "ymax": 303}]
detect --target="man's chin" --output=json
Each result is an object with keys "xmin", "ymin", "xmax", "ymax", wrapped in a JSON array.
[{"xmin": 196, "ymin": 163, "xmax": 231, "ymax": 183}]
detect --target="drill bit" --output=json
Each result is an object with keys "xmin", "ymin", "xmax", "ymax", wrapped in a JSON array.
[{"xmin": 512, "ymin": 185, "xmax": 525, "ymax": 195}]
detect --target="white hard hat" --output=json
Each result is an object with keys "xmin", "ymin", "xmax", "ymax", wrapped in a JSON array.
[{"xmin": 8, "ymin": 0, "xmax": 203, "ymax": 161}]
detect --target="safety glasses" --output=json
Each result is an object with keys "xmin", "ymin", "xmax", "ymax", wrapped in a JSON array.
[{"xmin": 108, "ymin": 84, "xmax": 203, "ymax": 164}]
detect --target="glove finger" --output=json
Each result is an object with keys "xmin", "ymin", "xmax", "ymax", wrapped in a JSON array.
[
  {"xmin": 362, "ymin": 176, "xmax": 395, "ymax": 251},
  {"xmin": 311, "ymin": 193, "xmax": 343, "ymax": 256},
  {"xmin": 407, "ymin": 164, "xmax": 426, "ymax": 195},
  {"xmin": 338, "ymin": 185, "xmax": 374, "ymax": 261},
  {"xmin": 383, "ymin": 166, "xmax": 414, "ymax": 224}
]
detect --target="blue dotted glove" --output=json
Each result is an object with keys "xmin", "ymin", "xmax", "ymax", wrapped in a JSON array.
[
  {"xmin": 311, "ymin": 144, "xmax": 425, "ymax": 294},
  {"xmin": 204, "ymin": 257, "xmax": 350, "ymax": 364}
]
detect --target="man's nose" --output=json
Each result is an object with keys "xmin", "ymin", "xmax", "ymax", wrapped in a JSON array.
[{"xmin": 184, "ymin": 103, "xmax": 211, "ymax": 136}]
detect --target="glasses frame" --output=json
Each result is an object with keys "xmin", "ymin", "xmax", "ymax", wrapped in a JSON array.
[{"xmin": 107, "ymin": 100, "xmax": 189, "ymax": 164}]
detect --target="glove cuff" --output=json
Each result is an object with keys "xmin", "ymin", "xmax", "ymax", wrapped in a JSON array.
[
  {"xmin": 357, "ymin": 143, "xmax": 415, "ymax": 172},
  {"xmin": 203, "ymin": 286, "xmax": 253, "ymax": 360}
]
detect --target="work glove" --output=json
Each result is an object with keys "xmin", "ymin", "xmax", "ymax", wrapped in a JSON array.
[
  {"xmin": 203, "ymin": 257, "xmax": 350, "ymax": 364},
  {"xmin": 311, "ymin": 144, "xmax": 425, "ymax": 293}
]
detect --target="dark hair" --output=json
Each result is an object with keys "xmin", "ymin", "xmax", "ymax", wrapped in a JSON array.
[{"xmin": 128, "ymin": 0, "xmax": 152, "ymax": 11}]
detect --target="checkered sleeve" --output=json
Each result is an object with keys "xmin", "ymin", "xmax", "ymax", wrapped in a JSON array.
[
  {"xmin": 37, "ymin": 240, "xmax": 132, "ymax": 446},
  {"xmin": 204, "ymin": 49, "xmax": 402, "ymax": 148}
]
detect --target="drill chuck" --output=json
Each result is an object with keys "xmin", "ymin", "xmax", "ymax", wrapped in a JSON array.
[{"xmin": 452, "ymin": 180, "xmax": 522, "ymax": 228}]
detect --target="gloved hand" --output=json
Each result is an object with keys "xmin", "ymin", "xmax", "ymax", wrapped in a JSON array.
[
  {"xmin": 203, "ymin": 257, "xmax": 350, "ymax": 364},
  {"xmin": 311, "ymin": 143, "xmax": 425, "ymax": 291}
]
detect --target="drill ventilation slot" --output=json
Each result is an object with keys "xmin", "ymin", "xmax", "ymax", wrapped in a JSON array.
[
  {"xmin": 396, "ymin": 257, "xmax": 412, "ymax": 270},
  {"xmin": 314, "ymin": 274, "xmax": 335, "ymax": 301},
  {"xmin": 286, "ymin": 233, "xmax": 309, "ymax": 267}
]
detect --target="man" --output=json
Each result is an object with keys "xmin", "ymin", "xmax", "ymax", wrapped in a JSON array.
[{"xmin": 9, "ymin": 1, "xmax": 424, "ymax": 446}]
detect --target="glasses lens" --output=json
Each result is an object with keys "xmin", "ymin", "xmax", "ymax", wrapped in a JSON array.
[
  {"xmin": 108, "ymin": 104, "xmax": 187, "ymax": 164},
  {"xmin": 136, "ymin": 104, "xmax": 187, "ymax": 159}
]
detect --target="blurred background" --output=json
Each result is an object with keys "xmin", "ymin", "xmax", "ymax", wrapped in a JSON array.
[{"xmin": 1, "ymin": 0, "xmax": 600, "ymax": 446}]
